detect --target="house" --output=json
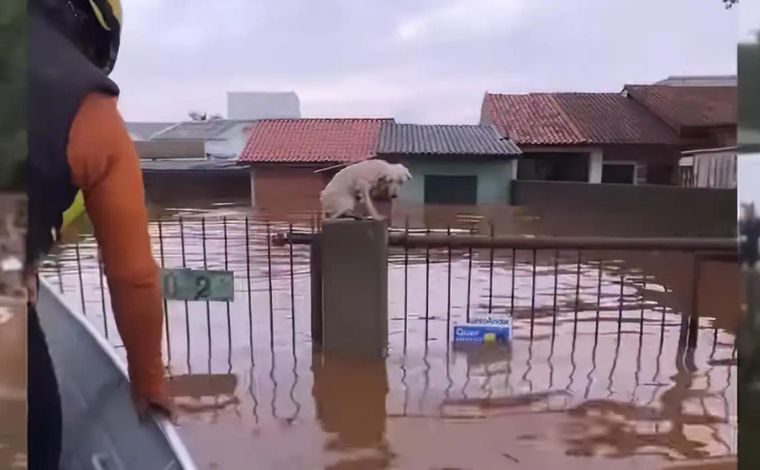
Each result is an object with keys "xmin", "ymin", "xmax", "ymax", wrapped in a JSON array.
[
  {"xmin": 239, "ymin": 118, "xmax": 391, "ymax": 211},
  {"xmin": 623, "ymin": 83, "xmax": 737, "ymax": 188},
  {"xmin": 150, "ymin": 119, "xmax": 258, "ymax": 160},
  {"xmin": 376, "ymin": 122, "xmax": 521, "ymax": 205},
  {"xmin": 480, "ymin": 92, "xmax": 682, "ymax": 185}
]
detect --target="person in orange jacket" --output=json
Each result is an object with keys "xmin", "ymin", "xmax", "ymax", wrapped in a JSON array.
[{"xmin": 26, "ymin": 1, "xmax": 171, "ymax": 467}]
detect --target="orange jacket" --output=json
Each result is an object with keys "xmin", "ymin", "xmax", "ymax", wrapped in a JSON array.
[{"xmin": 66, "ymin": 93, "xmax": 166, "ymax": 403}]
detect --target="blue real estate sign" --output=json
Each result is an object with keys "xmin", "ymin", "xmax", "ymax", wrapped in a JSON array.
[{"xmin": 453, "ymin": 318, "xmax": 512, "ymax": 344}]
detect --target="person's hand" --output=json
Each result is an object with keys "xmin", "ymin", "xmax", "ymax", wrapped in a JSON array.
[{"xmin": 132, "ymin": 390, "xmax": 177, "ymax": 425}]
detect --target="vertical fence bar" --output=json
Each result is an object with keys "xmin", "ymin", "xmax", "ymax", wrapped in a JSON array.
[
  {"xmin": 266, "ymin": 222, "xmax": 274, "ymax": 349},
  {"xmin": 56, "ymin": 259, "xmax": 65, "ymax": 294},
  {"xmin": 289, "ymin": 223, "xmax": 296, "ymax": 353},
  {"xmin": 425, "ymin": 228, "xmax": 431, "ymax": 344},
  {"xmin": 640, "ymin": 275, "xmax": 646, "ymax": 338},
  {"xmin": 97, "ymin": 248, "xmax": 109, "ymax": 340},
  {"xmin": 157, "ymin": 219, "xmax": 170, "ymax": 361},
  {"xmin": 530, "ymin": 249, "xmax": 537, "ymax": 341},
  {"xmin": 179, "ymin": 216, "xmax": 191, "ymax": 356},
  {"xmin": 466, "ymin": 230, "xmax": 474, "ymax": 322},
  {"xmin": 245, "ymin": 217, "xmax": 254, "ymax": 355},
  {"xmin": 201, "ymin": 218, "xmax": 212, "ymax": 357},
  {"xmin": 574, "ymin": 250, "xmax": 582, "ymax": 334},
  {"xmin": 687, "ymin": 255, "xmax": 701, "ymax": 349},
  {"xmin": 404, "ymin": 217, "xmax": 409, "ymax": 350},
  {"xmin": 446, "ymin": 226, "xmax": 452, "ymax": 343},
  {"xmin": 595, "ymin": 259, "xmax": 603, "ymax": 339},
  {"xmin": 75, "ymin": 239, "xmax": 87, "ymax": 316},
  {"xmin": 618, "ymin": 274, "xmax": 624, "ymax": 337},
  {"xmin": 223, "ymin": 217, "xmax": 232, "ymax": 354},
  {"xmin": 552, "ymin": 250, "xmax": 559, "ymax": 340},
  {"xmin": 488, "ymin": 223, "xmax": 494, "ymax": 314},
  {"xmin": 510, "ymin": 248, "xmax": 516, "ymax": 314}
]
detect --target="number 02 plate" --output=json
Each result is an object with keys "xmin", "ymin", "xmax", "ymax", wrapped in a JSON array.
[{"xmin": 161, "ymin": 268, "xmax": 234, "ymax": 302}]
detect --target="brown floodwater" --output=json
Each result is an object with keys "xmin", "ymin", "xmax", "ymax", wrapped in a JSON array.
[{"xmin": 40, "ymin": 199, "xmax": 738, "ymax": 469}]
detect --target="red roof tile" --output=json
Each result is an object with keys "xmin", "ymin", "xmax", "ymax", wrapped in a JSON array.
[
  {"xmin": 483, "ymin": 92, "xmax": 680, "ymax": 146},
  {"xmin": 239, "ymin": 118, "xmax": 391, "ymax": 164},
  {"xmin": 623, "ymin": 85, "xmax": 736, "ymax": 132}
]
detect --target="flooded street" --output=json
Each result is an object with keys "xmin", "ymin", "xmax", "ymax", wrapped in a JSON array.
[{"xmin": 41, "ymin": 200, "xmax": 738, "ymax": 469}]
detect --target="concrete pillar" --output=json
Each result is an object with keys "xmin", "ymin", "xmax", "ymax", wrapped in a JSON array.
[
  {"xmin": 319, "ymin": 219, "xmax": 388, "ymax": 358},
  {"xmin": 588, "ymin": 148, "xmax": 603, "ymax": 183}
]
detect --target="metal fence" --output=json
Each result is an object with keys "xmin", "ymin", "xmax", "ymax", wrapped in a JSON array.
[{"xmin": 42, "ymin": 215, "xmax": 738, "ymax": 360}]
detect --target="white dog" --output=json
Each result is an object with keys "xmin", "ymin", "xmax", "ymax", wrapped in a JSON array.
[{"xmin": 320, "ymin": 159, "xmax": 412, "ymax": 220}]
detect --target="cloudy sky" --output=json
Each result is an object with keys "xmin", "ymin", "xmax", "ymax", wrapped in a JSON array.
[{"xmin": 112, "ymin": 0, "xmax": 743, "ymax": 124}]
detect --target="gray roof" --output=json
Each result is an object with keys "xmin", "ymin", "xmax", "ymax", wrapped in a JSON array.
[
  {"xmin": 151, "ymin": 119, "xmax": 257, "ymax": 141},
  {"xmin": 126, "ymin": 122, "xmax": 176, "ymax": 140},
  {"xmin": 140, "ymin": 159, "xmax": 249, "ymax": 172},
  {"xmin": 654, "ymin": 75, "xmax": 737, "ymax": 87},
  {"xmin": 378, "ymin": 122, "xmax": 521, "ymax": 156}
]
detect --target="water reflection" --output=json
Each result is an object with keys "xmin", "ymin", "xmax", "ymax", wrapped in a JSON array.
[{"xmin": 312, "ymin": 353, "xmax": 392, "ymax": 469}]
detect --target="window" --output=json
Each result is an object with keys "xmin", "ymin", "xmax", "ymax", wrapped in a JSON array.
[
  {"xmin": 601, "ymin": 163, "xmax": 636, "ymax": 184},
  {"xmin": 424, "ymin": 175, "xmax": 478, "ymax": 205}
]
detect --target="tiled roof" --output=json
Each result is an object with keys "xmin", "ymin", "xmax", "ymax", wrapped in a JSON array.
[
  {"xmin": 483, "ymin": 92, "xmax": 680, "ymax": 146},
  {"xmin": 151, "ymin": 119, "xmax": 258, "ymax": 141},
  {"xmin": 378, "ymin": 122, "xmax": 520, "ymax": 156},
  {"xmin": 239, "ymin": 118, "xmax": 391, "ymax": 164},
  {"xmin": 125, "ymin": 122, "xmax": 176, "ymax": 141},
  {"xmin": 624, "ymin": 85, "xmax": 737, "ymax": 131}
]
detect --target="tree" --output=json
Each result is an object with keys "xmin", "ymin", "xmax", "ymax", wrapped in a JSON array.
[{"xmin": 723, "ymin": 0, "xmax": 738, "ymax": 8}]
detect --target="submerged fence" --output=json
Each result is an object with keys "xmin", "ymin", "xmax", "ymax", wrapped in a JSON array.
[{"xmin": 42, "ymin": 215, "xmax": 738, "ymax": 360}]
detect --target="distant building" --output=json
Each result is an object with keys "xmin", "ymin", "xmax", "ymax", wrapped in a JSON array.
[
  {"xmin": 623, "ymin": 83, "xmax": 737, "ymax": 189},
  {"xmin": 377, "ymin": 122, "xmax": 520, "ymax": 205},
  {"xmin": 481, "ymin": 81, "xmax": 737, "ymax": 187},
  {"xmin": 150, "ymin": 119, "xmax": 258, "ymax": 160},
  {"xmin": 227, "ymin": 91, "xmax": 301, "ymax": 120},
  {"xmin": 239, "ymin": 118, "xmax": 389, "ymax": 211},
  {"xmin": 480, "ymin": 92, "xmax": 681, "ymax": 185}
]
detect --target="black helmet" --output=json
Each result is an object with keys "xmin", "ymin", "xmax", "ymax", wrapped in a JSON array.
[{"xmin": 31, "ymin": 0, "xmax": 122, "ymax": 74}]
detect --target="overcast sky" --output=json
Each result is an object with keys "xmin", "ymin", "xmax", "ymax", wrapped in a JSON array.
[{"xmin": 112, "ymin": 0, "xmax": 742, "ymax": 124}]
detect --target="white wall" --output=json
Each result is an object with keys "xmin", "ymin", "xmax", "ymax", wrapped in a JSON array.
[
  {"xmin": 227, "ymin": 92, "xmax": 301, "ymax": 120},
  {"xmin": 588, "ymin": 148, "xmax": 603, "ymax": 183}
]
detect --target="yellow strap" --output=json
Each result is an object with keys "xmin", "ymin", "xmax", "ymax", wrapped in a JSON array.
[{"xmin": 62, "ymin": 191, "xmax": 86, "ymax": 229}]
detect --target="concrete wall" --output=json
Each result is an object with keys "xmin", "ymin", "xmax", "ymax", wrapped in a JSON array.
[
  {"xmin": 142, "ymin": 172, "xmax": 251, "ymax": 207},
  {"xmin": 396, "ymin": 159, "xmax": 516, "ymax": 205},
  {"xmin": 511, "ymin": 180, "xmax": 736, "ymax": 237},
  {"xmin": 250, "ymin": 167, "xmax": 326, "ymax": 213}
]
